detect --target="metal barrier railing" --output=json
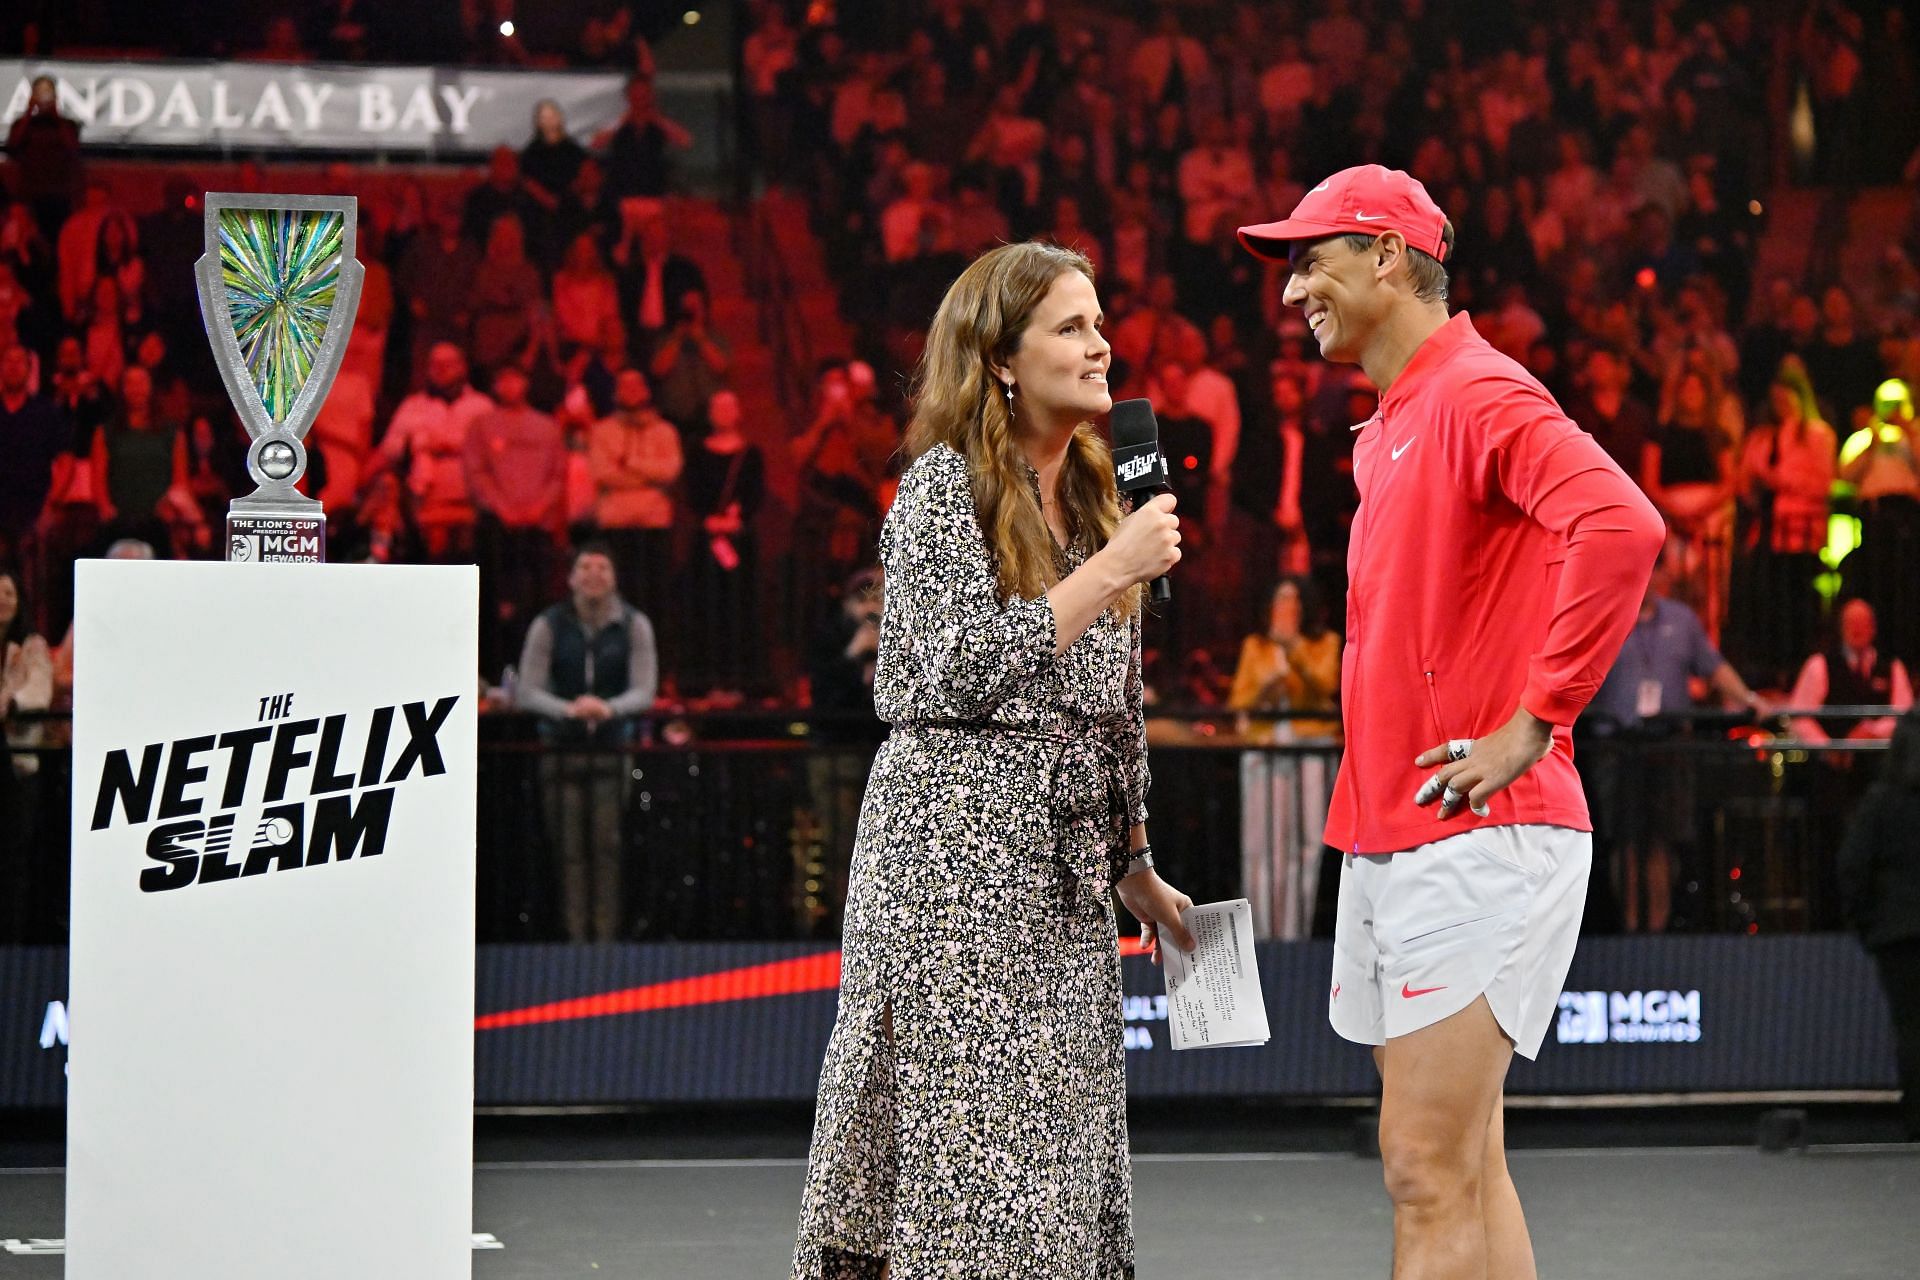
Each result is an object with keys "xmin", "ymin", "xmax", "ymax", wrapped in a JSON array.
[{"xmin": 1, "ymin": 709, "xmax": 1897, "ymax": 946}]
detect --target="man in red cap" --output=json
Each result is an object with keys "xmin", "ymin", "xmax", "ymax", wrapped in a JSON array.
[{"xmin": 1240, "ymin": 166, "xmax": 1664, "ymax": 1278}]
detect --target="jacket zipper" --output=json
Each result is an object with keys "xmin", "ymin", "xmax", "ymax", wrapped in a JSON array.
[
  {"xmin": 1424, "ymin": 668, "xmax": 1445, "ymax": 740},
  {"xmin": 1346, "ymin": 410, "xmax": 1385, "ymax": 854}
]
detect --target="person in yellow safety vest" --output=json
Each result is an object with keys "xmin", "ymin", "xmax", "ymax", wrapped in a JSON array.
[{"xmin": 1839, "ymin": 379, "xmax": 1920, "ymax": 667}]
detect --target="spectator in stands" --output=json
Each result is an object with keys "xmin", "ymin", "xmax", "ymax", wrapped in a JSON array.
[
  {"xmin": 1110, "ymin": 275, "xmax": 1204, "ymax": 386},
  {"xmin": 0, "ymin": 203, "xmax": 55, "ymax": 350},
  {"xmin": 551, "ymin": 231, "xmax": 623, "ymax": 361},
  {"xmin": 90, "ymin": 364, "xmax": 186, "ymax": 554},
  {"xmin": 681, "ymin": 388, "xmax": 764, "ymax": 698},
  {"xmin": 371, "ymin": 341, "xmax": 491, "ymax": 561},
  {"xmin": 1042, "ymin": 196, "xmax": 1104, "ymax": 279},
  {"xmin": 588, "ymin": 368, "xmax": 682, "ymax": 622},
  {"xmin": 467, "ymin": 214, "xmax": 544, "ymax": 376},
  {"xmin": 1840, "ymin": 378, "xmax": 1920, "ymax": 664},
  {"xmin": 1805, "ymin": 283, "xmax": 1884, "ymax": 423},
  {"xmin": 0, "ymin": 565, "xmax": 53, "ymax": 939},
  {"xmin": 597, "ymin": 75, "xmax": 693, "ymax": 206},
  {"xmin": 1586, "ymin": 563, "xmax": 1770, "ymax": 931},
  {"xmin": 135, "ymin": 178, "xmax": 202, "ymax": 348},
  {"xmin": 396, "ymin": 204, "xmax": 479, "ymax": 385},
  {"xmin": 5, "ymin": 76, "xmax": 82, "ymax": 239},
  {"xmin": 1567, "ymin": 346, "xmax": 1655, "ymax": 478},
  {"xmin": 0, "ymin": 261, "xmax": 37, "ymax": 364},
  {"xmin": 77, "ymin": 274, "xmax": 126, "ymax": 389},
  {"xmin": 337, "ymin": 471, "xmax": 422, "ymax": 566},
  {"xmin": 611, "ymin": 210, "xmax": 704, "ymax": 361},
  {"xmin": 0, "ymin": 344, "xmax": 67, "ymax": 561},
  {"xmin": 648, "ymin": 288, "xmax": 731, "ymax": 432},
  {"xmin": 552, "ymin": 156, "xmax": 616, "ymax": 260},
  {"xmin": 51, "ymin": 537, "xmax": 153, "ymax": 698},
  {"xmin": 807, "ymin": 563, "xmax": 885, "ymax": 741},
  {"xmin": 1592, "ymin": 561, "xmax": 1773, "ymax": 730},
  {"xmin": 179, "ymin": 411, "xmax": 245, "ymax": 542},
  {"xmin": 0, "ymin": 568, "xmax": 51, "ymax": 753},
  {"xmin": 1232, "ymin": 364, "xmax": 1309, "ymax": 581},
  {"xmin": 466, "ymin": 363, "xmax": 567, "ymax": 672},
  {"xmin": 56, "ymin": 183, "xmax": 111, "ymax": 325},
  {"xmin": 519, "ymin": 100, "xmax": 587, "ymax": 266},
  {"xmin": 1837, "ymin": 710, "xmax": 1920, "ymax": 1139},
  {"xmin": 1733, "ymin": 365, "xmax": 1838, "ymax": 682},
  {"xmin": 1789, "ymin": 598, "xmax": 1915, "ymax": 748},
  {"xmin": 1176, "ymin": 114, "xmax": 1256, "ymax": 251},
  {"xmin": 95, "ymin": 211, "xmax": 144, "ymax": 332},
  {"xmin": 948, "ymin": 178, "xmax": 1012, "ymax": 259},
  {"xmin": 516, "ymin": 541, "xmax": 659, "ymax": 942},
  {"xmin": 1644, "ymin": 365, "xmax": 1737, "ymax": 640},
  {"xmin": 790, "ymin": 362, "xmax": 895, "ymax": 621},
  {"xmin": 1228, "ymin": 576, "xmax": 1341, "ymax": 735},
  {"xmin": 880, "ymin": 162, "xmax": 952, "ymax": 266},
  {"xmin": 460, "ymin": 146, "xmax": 530, "ymax": 247},
  {"xmin": 743, "ymin": 0, "xmax": 801, "ymax": 175},
  {"xmin": 1130, "ymin": 7, "xmax": 1212, "ymax": 106}
]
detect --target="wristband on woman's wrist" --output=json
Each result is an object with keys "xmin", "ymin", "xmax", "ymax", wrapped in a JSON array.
[{"xmin": 1126, "ymin": 844, "xmax": 1155, "ymax": 877}]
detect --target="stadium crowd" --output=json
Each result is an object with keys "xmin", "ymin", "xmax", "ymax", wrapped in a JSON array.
[{"xmin": 2, "ymin": 0, "xmax": 1919, "ymax": 724}]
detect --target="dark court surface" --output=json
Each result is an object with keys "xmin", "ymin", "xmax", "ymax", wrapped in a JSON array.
[{"xmin": 3, "ymin": 1108, "xmax": 1916, "ymax": 1277}]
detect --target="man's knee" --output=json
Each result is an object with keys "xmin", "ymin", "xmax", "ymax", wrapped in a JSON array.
[{"xmin": 1380, "ymin": 1121, "xmax": 1483, "ymax": 1212}]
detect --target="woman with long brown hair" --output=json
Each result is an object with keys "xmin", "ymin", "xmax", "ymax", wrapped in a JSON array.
[{"xmin": 792, "ymin": 241, "xmax": 1193, "ymax": 1279}]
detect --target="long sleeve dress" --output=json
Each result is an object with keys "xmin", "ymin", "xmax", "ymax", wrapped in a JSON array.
[{"xmin": 792, "ymin": 443, "xmax": 1147, "ymax": 1280}]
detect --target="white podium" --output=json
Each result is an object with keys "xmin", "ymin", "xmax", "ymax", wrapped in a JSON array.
[{"xmin": 66, "ymin": 560, "xmax": 478, "ymax": 1279}]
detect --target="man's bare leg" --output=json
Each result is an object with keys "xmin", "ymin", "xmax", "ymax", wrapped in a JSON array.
[
  {"xmin": 1481, "ymin": 1095, "xmax": 1536, "ymax": 1280},
  {"xmin": 1375, "ymin": 996, "xmax": 1514, "ymax": 1280}
]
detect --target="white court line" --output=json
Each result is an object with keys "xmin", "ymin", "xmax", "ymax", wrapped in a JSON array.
[
  {"xmin": 471, "ymin": 1145, "xmax": 1920, "ymax": 1172},
  {"xmin": 12, "ymin": 1145, "xmax": 1914, "ymax": 1181}
]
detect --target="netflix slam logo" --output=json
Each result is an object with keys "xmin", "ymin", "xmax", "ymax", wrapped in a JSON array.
[{"xmin": 89, "ymin": 690, "xmax": 459, "ymax": 893}]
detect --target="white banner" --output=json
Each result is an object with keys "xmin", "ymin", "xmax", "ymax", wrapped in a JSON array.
[
  {"xmin": 67, "ymin": 561, "xmax": 478, "ymax": 1279},
  {"xmin": 1, "ymin": 59, "xmax": 635, "ymax": 154}
]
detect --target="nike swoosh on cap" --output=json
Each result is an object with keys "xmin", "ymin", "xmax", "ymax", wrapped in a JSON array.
[{"xmin": 1355, "ymin": 212, "xmax": 1386, "ymax": 221}]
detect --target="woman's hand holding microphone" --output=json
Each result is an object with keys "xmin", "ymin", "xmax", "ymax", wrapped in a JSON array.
[{"xmin": 1099, "ymin": 492, "xmax": 1181, "ymax": 591}]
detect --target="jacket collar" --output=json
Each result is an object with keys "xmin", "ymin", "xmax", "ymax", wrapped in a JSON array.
[{"xmin": 1378, "ymin": 310, "xmax": 1478, "ymax": 418}]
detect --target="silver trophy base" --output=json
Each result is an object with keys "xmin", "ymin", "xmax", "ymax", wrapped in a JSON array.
[{"xmin": 227, "ymin": 504, "xmax": 325, "ymax": 564}]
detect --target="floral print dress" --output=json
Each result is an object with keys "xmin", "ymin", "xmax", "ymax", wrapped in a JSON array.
[{"xmin": 792, "ymin": 443, "xmax": 1148, "ymax": 1280}]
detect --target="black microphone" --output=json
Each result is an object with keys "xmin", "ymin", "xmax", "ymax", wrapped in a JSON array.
[{"xmin": 1109, "ymin": 398, "xmax": 1172, "ymax": 604}]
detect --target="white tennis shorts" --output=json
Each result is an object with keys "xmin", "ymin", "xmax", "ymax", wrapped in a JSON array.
[{"xmin": 1329, "ymin": 823, "xmax": 1590, "ymax": 1061}]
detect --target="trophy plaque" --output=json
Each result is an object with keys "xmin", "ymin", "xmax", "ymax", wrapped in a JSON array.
[{"xmin": 196, "ymin": 194, "xmax": 365, "ymax": 564}]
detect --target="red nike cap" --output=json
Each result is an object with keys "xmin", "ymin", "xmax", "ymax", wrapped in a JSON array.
[{"xmin": 1238, "ymin": 164, "xmax": 1451, "ymax": 263}]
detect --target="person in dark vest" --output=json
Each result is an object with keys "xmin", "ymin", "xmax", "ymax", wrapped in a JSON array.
[
  {"xmin": 1788, "ymin": 597, "xmax": 1914, "ymax": 925},
  {"xmin": 1838, "ymin": 710, "xmax": 1920, "ymax": 1138},
  {"xmin": 1788, "ymin": 598, "xmax": 1914, "ymax": 748},
  {"xmin": 515, "ymin": 541, "xmax": 659, "ymax": 941}
]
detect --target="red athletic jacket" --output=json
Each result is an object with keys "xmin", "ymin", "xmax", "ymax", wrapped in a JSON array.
[{"xmin": 1327, "ymin": 313, "xmax": 1665, "ymax": 854}]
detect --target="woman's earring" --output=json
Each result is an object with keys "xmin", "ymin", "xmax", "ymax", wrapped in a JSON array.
[{"xmin": 1004, "ymin": 382, "xmax": 1015, "ymax": 411}]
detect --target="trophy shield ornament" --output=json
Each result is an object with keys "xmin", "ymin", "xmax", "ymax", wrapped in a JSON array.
[{"xmin": 196, "ymin": 194, "xmax": 365, "ymax": 564}]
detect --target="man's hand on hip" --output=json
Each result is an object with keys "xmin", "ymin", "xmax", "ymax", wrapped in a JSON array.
[{"xmin": 1414, "ymin": 707, "xmax": 1555, "ymax": 821}]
